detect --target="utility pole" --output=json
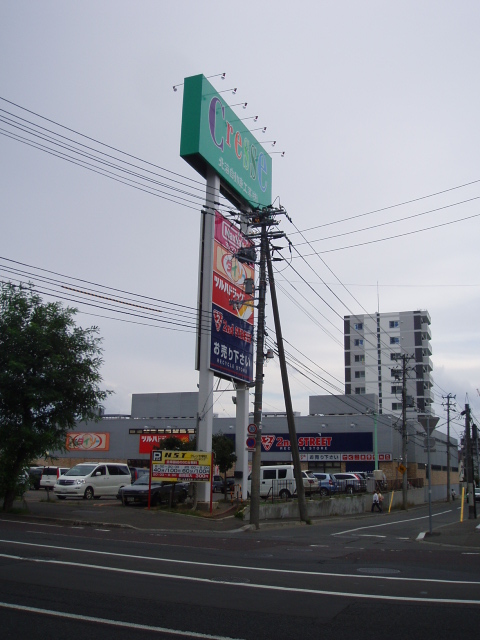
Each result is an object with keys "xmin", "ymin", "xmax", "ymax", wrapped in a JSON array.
[
  {"xmin": 392, "ymin": 353, "xmax": 413, "ymax": 510},
  {"xmin": 462, "ymin": 404, "xmax": 477, "ymax": 519},
  {"xmin": 442, "ymin": 393, "xmax": 455, "ymax": 502},
  {"xmin": 266, "ymin": 243, "xmax": 308, "ymax": 524},
  {"xmin": 249, "ymin": 223, "xmax": 268, "ymax": 530}
]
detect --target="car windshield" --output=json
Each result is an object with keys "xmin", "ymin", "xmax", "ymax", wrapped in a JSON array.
[
  {"xmin": 64, "ymin": 464, "xmax": 97, "ymax": 476},
  {"xmin": 133, "ymin": 476, "xmax": 149, "ymax": 485}
]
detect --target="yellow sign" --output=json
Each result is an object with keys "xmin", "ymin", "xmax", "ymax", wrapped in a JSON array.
[
  {"xmin": 151, "ymin": 450, "xmax": 212, "ymax": 482},
  {"xmin": 397, "ymin": 464, "xmax": 406, "ymax": 474}
]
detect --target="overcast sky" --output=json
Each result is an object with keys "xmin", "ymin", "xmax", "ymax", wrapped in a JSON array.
[{"xmin": 2, "ymin": 2, "xmax": 479, "ymax": 443}]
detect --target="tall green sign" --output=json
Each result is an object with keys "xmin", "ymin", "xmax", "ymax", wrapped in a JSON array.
[{"xmin": 180, "ymin": 74, "xmax": 272, "ymax": 209}]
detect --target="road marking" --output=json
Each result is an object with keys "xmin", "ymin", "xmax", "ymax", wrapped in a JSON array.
[
  {"xmin": 0, "ymin": 553, "xmax": 478, "ymax": 605},
  {"xmin": 333, "ymin": 510, "xmax": 452, "ymax": 536},
  {"xmin": 0, "ymin": 601, "xmax": 243, "ymax": 639},
  {"xmin": 0, "ymin": 519, "xmax": 62, "ymax": 528},
  {"xmin": 0, "ymin": 539, "xmax": 479, "ymax": 586},
  {"xmin": 358, "ymin": 535, "xmax": 386, "ymax": 538}
]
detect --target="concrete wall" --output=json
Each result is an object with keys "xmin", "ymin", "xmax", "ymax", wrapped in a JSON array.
[{"xmin": 242, "ymin": 487, "xmax": 437, "ymax": 521}]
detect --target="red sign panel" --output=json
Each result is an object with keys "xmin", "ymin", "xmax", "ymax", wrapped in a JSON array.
[
  {"xmin": 139, "ymin": 434, "xmax": 189, "ymax": 454},
  {"xmin": 212, "ymin": 272, "xmax": 253, "ymax": 324}
]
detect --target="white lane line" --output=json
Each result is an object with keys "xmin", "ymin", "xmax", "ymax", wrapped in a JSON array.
[
  {"xmin": 0, "ymin": 539, "xmax": 479, "ymax": 586},
  {"xmin": 333, "ymin": 510, "xmax": 452, "ymax": 536},
  {"xmin": 358, "ymin": 535, "xmax": 386, "ymax": 538},
  {"xmin": 0, "ymin": 519, "xmax": 62, "ymax": 528},
  {"xmin": 0, "ymin": 601, "xmax": 243, "ymax": 639},
  {"xmin": 0, "ymin": 553, "xmax": 478, "ymax": 605}
]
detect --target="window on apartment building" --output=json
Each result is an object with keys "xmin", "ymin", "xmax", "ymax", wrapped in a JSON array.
[
  {"xmin": 392, "ymin": 402, "xmax": 402, "ymax": 410},
  {"xmin": 354, "ymin": 323, "xmax": 363, "ymax": 330},
  {"xmin": 390, "ymin": 337, "xmax": 400, "ymax": 344},
  {"xmin": 354, "ymin": 339, "xmax": 364, "ymax": 346},
  {"xmin": 389, "ymin": 321, "xmax": 399, "ymax": 328},
  {"xmin": 391, "ymin": 386, "xmax": 402, "ymax": 394},
  {"xmin": 355, "ymin": 387, "xmax": 366, "ymax": 394},
  {"xmin": 390, "ymin": 353, "xmax": 399, "ymax": 360},
  {"xmin": 354, "ymin": 371, "xmax": 365, "ymax": 378},
  {"xmin": 354, "ymin": 355, "xmax": 365, "ymax": 363}
]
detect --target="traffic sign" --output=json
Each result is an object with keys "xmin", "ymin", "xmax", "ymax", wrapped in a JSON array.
[
  {"xmin": 398, "ymin": 464, "xmax": 406, "ymax": 474},
  {"xmin": 418, "ymin": 415, "xmax": 439, "ymax": 435},
  {"xmin": 247, "ymin": 423, "xmax": 258, "ymax": 435},
  {"xmin": 246, "ymin": 436, "xmax": 256, "ymax": 450}
]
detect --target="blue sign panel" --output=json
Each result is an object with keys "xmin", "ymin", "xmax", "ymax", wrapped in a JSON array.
[
  {"xmin": 210, "ymin": 303, "xmax": 254, "ymax": 382},
  {"xmin": 260, "ymin": 432, "xmax": 373, "ymax": 454}
]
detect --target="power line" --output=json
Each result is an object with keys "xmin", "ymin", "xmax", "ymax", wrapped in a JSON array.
[{"xmin": 290, "ymin": 178, "xmax": 480, "ymax": 235}]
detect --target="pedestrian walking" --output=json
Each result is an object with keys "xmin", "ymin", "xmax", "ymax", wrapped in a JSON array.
[
  {"xmin": 451, "ymin": 488, "xmax": 456, "ymax": 501},
  {"xmin": 371, "ymin": 490, "xmax": 382, "ymax": 512}
]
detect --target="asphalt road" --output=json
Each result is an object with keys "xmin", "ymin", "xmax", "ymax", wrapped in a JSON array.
[{"xmin": 1, "ymin": 501, "xmax": 479, "ymax": 639}]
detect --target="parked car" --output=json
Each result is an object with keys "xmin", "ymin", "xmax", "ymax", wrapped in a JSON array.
[
  {"xmin": 331, "ymin": 472, "xmax": 367, "ymax": 494},
  {"xmin": 40, "ymin": 466, "xmax": 69, "ymax": 490},
  {"xmin": 130, "ymin": 467, "xmax": 149, "ymax": 482},
  {"xmin": 302, "ymin": 471, "xmax": 317, "ymax": 495},
  {"xmin": 212, "ymin": 475, "xmax": 235, "ymax": 493},
  {"xmin": 54, "ymin": 462, "xmax": 131, "ymax": 500},
  {"xmin": 117, "ymin": 476, "xmax": 188, "ymax": 506},
  {"xmin": 29, "ymin": 466, "xmax": 44, "ymax": 490},
  {"xmin": 474, "ymin": 488, "xmax": 480, "ymax": 502},
  {"xmin": 311, "ymin": 472, "xmax": 339, "ymax": 496}
]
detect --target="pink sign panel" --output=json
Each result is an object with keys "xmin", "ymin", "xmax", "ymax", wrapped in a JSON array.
[{"xmin": 214, "ymin": 210, "xmax": 253, "ymax": 254}]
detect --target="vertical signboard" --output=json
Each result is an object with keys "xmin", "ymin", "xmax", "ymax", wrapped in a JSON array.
[{"xmin": 210, "ymin": 211, "xmax": 254, "ymax": 382}]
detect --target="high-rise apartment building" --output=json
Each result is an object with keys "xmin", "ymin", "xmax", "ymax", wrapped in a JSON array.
[{"xmin": 344, "ymin": 310, "xmax": 433, "ymax": 415}]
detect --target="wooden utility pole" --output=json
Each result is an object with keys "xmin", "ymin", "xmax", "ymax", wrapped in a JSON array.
[{"xmin": 266, "ymin": 245, "xmax": 308, "ymax": 523}]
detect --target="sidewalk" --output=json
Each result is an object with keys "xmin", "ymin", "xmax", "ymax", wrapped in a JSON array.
[
  {"xmin": 0, "ymin": 494, "xmax": 247, "ymax": 533},
  {"xmin": 419, "ymin": 517, "xmax": 480, "ymax": 549}
]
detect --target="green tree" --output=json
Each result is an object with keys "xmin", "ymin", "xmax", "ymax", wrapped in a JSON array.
[
  {"xmin": 0, "ymin": 283, "xmax": 111, "ymax": 511},
  {"xmin": 212, "ymin": 432, "xmax": 237, "ymax": 496}
]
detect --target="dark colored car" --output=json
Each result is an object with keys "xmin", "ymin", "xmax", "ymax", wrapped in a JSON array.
[
  {"xmin": 212, "ymin": 475, "xmax": 235, "ymax": 493},
  {"xmin": 331, "ymin": 472, "xmax": 367, "ymax": 494},
  {"xmin": 130, "ymin": 467, "xmax": 149, "ymax": 482},
  {"xmin": 29, "ymin": 467, "xmax": 44, "ymax": 490},
  {"xmin": 117, "ymin": 476, "xmax": 188, "ymax": 506}
]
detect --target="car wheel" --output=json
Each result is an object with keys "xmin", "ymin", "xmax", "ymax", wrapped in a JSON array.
[
  {"xmin": 319, "ymin": 488, "xmax": 329, "ymax": 497},
  {"xmin": 57, "ymin": 495, "xmax": 66, "ymax": 500},
  {"xmin": 83, "ymin": 487, "xmax": 94, "ymax": 500},
  {"xmin": 279, "ymin": 489, "xmax": 291, "ymax": 499},
  {"xmin": 346, "ymin": 486, "xmax": 354, "ymax": 495}
]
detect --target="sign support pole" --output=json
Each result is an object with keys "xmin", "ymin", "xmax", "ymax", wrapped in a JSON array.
[{"xmin": 196, "ymin": 169, "xmax": 218, "ymax": 504}]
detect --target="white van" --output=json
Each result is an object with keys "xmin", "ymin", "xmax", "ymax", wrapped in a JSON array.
[
  {"xmin": 53, "ymin": 462, "xmax": 131, "ymax": 500},
  {"xmin": 247, "ymin": 465, "xmax": 297, "ymax": 499}
]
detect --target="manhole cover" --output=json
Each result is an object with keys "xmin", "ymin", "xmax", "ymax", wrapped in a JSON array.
[{"xmin": 357, "ymin": 567, "xmax": 400, "ymax": 575}]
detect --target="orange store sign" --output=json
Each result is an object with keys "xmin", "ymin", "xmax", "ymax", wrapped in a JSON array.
[{"xmin": 66, "ymin": 432, "xmax": 110, "ymax": 451}]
